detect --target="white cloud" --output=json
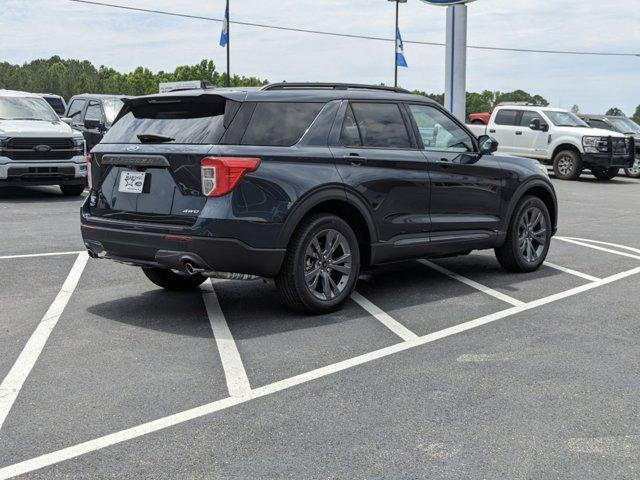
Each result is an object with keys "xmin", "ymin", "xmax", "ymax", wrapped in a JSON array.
[{"xmin": 1, "ymin": 0, "xmax": 638, "ymax": 114}]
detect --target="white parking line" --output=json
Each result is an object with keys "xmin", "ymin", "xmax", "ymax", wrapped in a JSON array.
[
  {"xmin": 555, "ymin": 237, "xmax": 640, "ymax": 261},
  {"xmin": 418, "ymin": 259, "xmax": 525, "ymax": 307},
  {"xmin": 543, "ymin": 261, "xmax": 601, "ymax": 282},
  {"xmin": 351, "ymin": 291, "xmax": 418, "ymax": 341},
  {"xmin": 0, "ymin": 252, "xmax": 89, "ymax": 432},
  {"xmin": 4, "ymin": 264, "xmax": 639, "ymax": 479},
  {"xmin": 559, "ymin": 237, "xmax": 640, "ymax": 256},
  {"xmin": 0, "ymin": 251, "xmax": 84, "ymax": 260},
  {"xmin": 201, "ymin": 280, "xmax": 251, "ymax": 398}
]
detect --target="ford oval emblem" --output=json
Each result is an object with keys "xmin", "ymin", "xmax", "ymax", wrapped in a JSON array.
[
  {"xmin": 33, "ymin": 144, "xmax": 52, "ymax": 153},
  {"xmin": 126, "ymin": 145, "xmax": 140, "ymax": 152}
]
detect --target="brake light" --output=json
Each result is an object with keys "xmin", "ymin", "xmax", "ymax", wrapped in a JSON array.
[
  {"xmin": 201, "ymin": 156, "xmax": 261, "ymax": 197},
  {"xmin": 86, "ymin": 154, "xmax": 93, "ymax": 189}
]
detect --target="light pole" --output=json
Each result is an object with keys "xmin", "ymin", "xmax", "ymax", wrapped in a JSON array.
[{"xmin": 388, "ymin": 0, "xmax": 407, "ymax": 88}]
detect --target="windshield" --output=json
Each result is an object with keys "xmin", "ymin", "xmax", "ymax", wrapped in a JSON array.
[
  {"xmin": 544, "ymin": 111, "xmax": 589, "ymax": 128},
  {"xmin": 610, "ymin": 117, "xmax": 640, "ymax": 134},
  {"xmin": 0, "ymin": 96, "xmax": 59, "ymax": 122},
  {"xmin": 103, "ymin": 99, "xmax": 124, "ymax": 124}
]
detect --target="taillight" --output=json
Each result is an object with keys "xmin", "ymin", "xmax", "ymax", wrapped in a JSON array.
[
  {"xmin": 201, "ymin": 156, "xmax": 261, "ymax": 197},
  {"xmin": 86, "ymin": 154, "xmax": 93, "ymax": 189}
]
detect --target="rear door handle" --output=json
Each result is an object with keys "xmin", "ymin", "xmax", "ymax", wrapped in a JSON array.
[
  {"xmin": 515, "ymin": 131, "xmax": 523, "ymax": 136},
  {"xmin": 344, "ymin": 154, "xmax": 368, "ymax": 166},
  {"xmin": 489, "ymin": 129, "xmax": 496, "ymax": 133}
]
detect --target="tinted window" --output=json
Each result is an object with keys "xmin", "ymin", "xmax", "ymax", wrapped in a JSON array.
[
  {"xmin": 409, "ymin": 104, "xmax": 474, "ymax": 152},
  {"xmin": 43, "ymin": 97, "xmax": 65, "ymax": 115},
  {"xmin": 102, "ymin": 96, "xmax": 228, "ymax": 144},
  {"xmin": 67, "ymin": 99, "xmax": 86, "ymax": 120},
  {"xmin": 241, "ymin": 102, "xmax": 324, "ymax": 146},
  {"xmin": 350, "ymin": 103, "xmax": 411, "ymax": 148},
  {"xmin": 494, "ymin": 109, "xmax": 520, "ymax": 126},
  {"xmin": 340, "ymin": 105, "xmax": 361, "ymax": 147},
  {"xmin": 588, "ymin": 119, "xmax": 612, "ymax": 131},
  {"xmin": 85, "ymin": 102, "xmax": 103, "ymax": 122},
  {"xmin": 520, "ymin": 111, "xmax": 544, "ymax": 127}
]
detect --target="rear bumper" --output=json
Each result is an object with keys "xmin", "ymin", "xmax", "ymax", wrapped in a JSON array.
[{"xmin": 81, "ymin": 223, "xmax": 285, "ymax": 278}]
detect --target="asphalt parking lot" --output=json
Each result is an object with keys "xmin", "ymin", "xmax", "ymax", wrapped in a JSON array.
[{"xmin": 1, "ymin": 174, "xmax": 639, "ymax": 479}]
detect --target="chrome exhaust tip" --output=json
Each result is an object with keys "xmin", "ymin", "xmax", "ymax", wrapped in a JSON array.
[
  {"xmin": 86, "ymin": 249, "xmax": 98, "ymax": 259},
  {"xmin": 184, "ymin": 261, "xmax": 205, "ymax": 275}
]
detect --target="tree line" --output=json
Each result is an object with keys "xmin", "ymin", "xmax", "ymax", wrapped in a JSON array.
[{"xmin": 1, "ymin": 56, "xmax": 638, "ymax": 124}]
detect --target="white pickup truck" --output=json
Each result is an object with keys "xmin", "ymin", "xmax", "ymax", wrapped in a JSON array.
[
  {"xmin": 467, "ymin": 105, "xmax": 635, "ymax": 180},
  {"xmin": 0, "ymin": 89, "xmax": 87, "ymax": 195}
]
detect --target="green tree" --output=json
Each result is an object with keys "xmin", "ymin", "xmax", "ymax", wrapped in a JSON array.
[
  {"xmin": 606, "ymin": 107, "xmax": 625, "ymax": 116},
  {"xmin": 571, "ymin": 105, "xmax": 580, "ymax": 114},
  {"xmin": 632, "ymin": 105, "xmax": 640, "ymax": 124}
]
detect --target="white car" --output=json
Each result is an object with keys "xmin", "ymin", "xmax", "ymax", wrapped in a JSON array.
[
  {"xmin": 467, "ymin": 105, "xmax": 635, "ymax": 180},
  {"xmin": 0, "ymin": 90, "xmax": 87, "ymax": 195}
]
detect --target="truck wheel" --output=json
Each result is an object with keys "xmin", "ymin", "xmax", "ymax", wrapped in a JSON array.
[
  {"xmin": 553, "ymin": 150, "xmax": 583, "ymax": 180},
  {"xmin": 624, "ymin": 157, "xmax": 640, "ymax": 178},
  {"xmin": 142, "ymin": 267, "xmax": 207, "ymax": 291},
  {"xmin": 495, "ymin": 195, "xmax": 551, "ymax": 273},
  {"xmin": 60, "ymin": 184, "xmax": 85, "ymax": 196},
  {"xmin": 591, "ymin": 167, "xmax": 619, "ymax": 181},
  {"xmin": 276, "ymin": 213, "xmax": 360, "ymax": 314}
]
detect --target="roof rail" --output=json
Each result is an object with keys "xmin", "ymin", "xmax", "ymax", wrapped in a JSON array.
[
  {"xmin": 496, "ymin": 101, "xmax": 539, "ymax": 107},
  {"xmin": 261, "ymin": 82, "xmax": 411, "ymax": 94}
]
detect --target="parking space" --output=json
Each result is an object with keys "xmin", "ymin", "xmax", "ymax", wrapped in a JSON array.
[{"xmin": 1, "ymin": 177, "xmax": 640, "ymax": 479}]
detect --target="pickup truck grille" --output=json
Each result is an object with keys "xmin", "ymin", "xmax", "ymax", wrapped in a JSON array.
[{"xmin": 3, "ymin": 138, "xmax": 76, "ymax": 161}]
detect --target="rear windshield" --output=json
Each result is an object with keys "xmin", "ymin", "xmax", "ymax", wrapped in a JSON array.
[
  {"xmin": 102, "ymin": 96, "xmax": 229, "ymax": 144},
  {"xmin": 43, "ymin": 97, "xmax": 66, "ymax": 115}
]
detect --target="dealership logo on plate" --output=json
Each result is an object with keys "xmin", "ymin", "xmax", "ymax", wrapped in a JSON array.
[{"xmin": 126, "ymin": 145, "xmax": 140, "ymax": 151}]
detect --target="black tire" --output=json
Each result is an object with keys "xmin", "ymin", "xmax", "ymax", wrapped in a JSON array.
[
  {"xmin": 552, "ymin": 150, "xmax": 582, "ymax": 180},
  {"xmin": 276, "ymin": 213, "xmax": 360, "ymax": 314},
  {"xmin": 624, "ymin": 157, "xmax": 640, "ymax": 178},
  {"xmin": 495, "ymin": 196, "xmax": 551, "ymax": 273},
  {"xmin": 60, "ymin": 184, "xmax": 85, "ymax": 196},
  {"xmin": 142, "ymin": 267, "xmax": 207, "ymax": 291},
  {"xmin": 591, "ymin": 167, "xmax": 619, "ymax": 181}
]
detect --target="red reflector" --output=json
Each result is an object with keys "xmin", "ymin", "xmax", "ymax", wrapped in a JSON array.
[
  {"xmin": 201, "ymin": 156, "xmax": 261, "ymax": 197},
  {"xmin": 81, "ymin": 225, "xmax": 97, "ymax": 231},
  {"xmin": 164, "ymin": 235, "xmax": 193, "ymax": 243}
]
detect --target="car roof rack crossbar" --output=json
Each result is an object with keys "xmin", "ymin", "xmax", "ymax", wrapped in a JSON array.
[{"xmin": 261, "ymin": 82, "xmax": 411, "ymax": 94}]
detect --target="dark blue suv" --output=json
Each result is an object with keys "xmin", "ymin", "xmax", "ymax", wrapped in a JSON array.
[{"xmin": 81, "ymin": 83, "xmax": 557, "ymax": 313}]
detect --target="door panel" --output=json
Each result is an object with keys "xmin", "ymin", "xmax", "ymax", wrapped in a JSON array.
[{"xmin": 406, "ymin": 104, "xmax": 504, "ymax": 237}]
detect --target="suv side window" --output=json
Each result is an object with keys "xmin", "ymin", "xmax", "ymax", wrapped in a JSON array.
[
  {"xmin": 408, "ymin": 104, "xmax": 474, "ymax": 152},
  {"xmin": 340, "ymin": 105, "xmax": 362, "ymax": 147},
  {"xmin": 67, "ymin": 99, "xmax": 86, "ymax": 121},
  {"xmin": 241, "ymin": 102, "xmax": 324, "ymax": 146},
  {"xmin": 495, "ymin": 109, "xmax": 520, "ymax": 126},
  {"xmin": 84, "ymin": 101, "xmax": 103, "ymax": 123},
  {"xmin": 349, "ymin": 102, "xmax": 411, "ymax": 149}
]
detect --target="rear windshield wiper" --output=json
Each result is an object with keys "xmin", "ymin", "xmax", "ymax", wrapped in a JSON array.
[{"xmin": 136, "ymin": 133, "xmax": 175, "ymax": 143}]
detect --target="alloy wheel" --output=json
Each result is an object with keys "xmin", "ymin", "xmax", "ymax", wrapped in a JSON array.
[
  {"xmin": 304, "ymin": 229, "xmax": 353, "ymax": 301},
  {"xmin": 517, "ymin": 206, "xmax": 548, "ymax": 263},
  {"xmin": 557, "ymin": 155, "xmax": 574, "ymax": 177}
]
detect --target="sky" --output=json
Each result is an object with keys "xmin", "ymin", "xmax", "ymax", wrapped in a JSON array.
[{"xmin": 2, "ymin": 0, "xmax": 639, "ymax": 115}]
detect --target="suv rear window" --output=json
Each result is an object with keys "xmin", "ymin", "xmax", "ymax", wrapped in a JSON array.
[
  {"xmin": 240, "ymin": 102, "xmax": 324, "ymax": 146},
  {"xmin": 102, "ymin": 96, "xmax": 230, "ymax": 144}
]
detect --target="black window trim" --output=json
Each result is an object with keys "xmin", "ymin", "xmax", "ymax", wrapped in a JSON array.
[
  {"xmin": 404, "ymin": 102, "xmax": 480, "ymax": 154},
  {"xmin": 340, "ymin": 100, "xmax": 418, "ymax": 151}
]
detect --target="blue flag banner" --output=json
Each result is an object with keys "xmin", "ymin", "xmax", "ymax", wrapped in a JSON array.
[
  {"xmin": 396, "ymin": 27, "xmax": 408, "ymax": 68},
  {"xmin": 220, "ymin": 4, "xmax": 229, "ymax": 47}
]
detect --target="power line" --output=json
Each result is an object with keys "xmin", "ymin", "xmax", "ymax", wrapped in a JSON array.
[{"xmin": 66, "ymin": 0, "xmax": 640, "ymax": 58}]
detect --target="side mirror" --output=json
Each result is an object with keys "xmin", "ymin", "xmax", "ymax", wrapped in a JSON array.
[
  {"xmin": 478, "ymin": 135, "xmax": 499, "ymax": 155},
  {"xmin": 530, "ymin": 118, "xmax": 549, "ymax": 132},
  {"xmin": 61, "ymin": 117, "xmax": 73, "ymax": 126},
  {"xmin": 84, "ymin": 119, "xmax": 104, "ymax": 130}
]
